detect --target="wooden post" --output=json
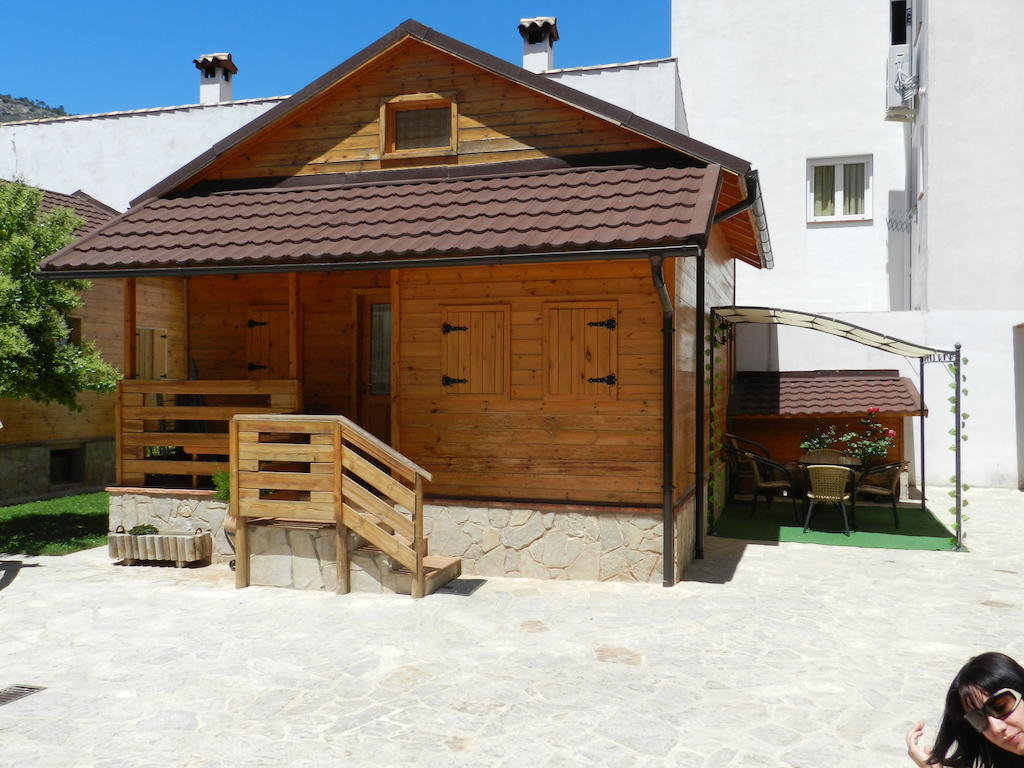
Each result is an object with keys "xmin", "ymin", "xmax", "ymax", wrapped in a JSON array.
[
  {"xmin": 288, "ymin": 273, "xmax": 302, "ymax": 382},
  {"xmin": 389, "ymin": 270, "xmax": 401, "ymax": 452},
  {"xmin": 123, "ymin": 278, "xmax": 137, "ymax": 379},
  {"xmin": 412, "ymin": 474, "xmax": 425, "ymax": 599},
  {"xmin": 333, "ymin": 421, "xmax": 350, "ymax": 594},
  {"xmin": 114, "ymin": 381, "xmax": 124, "ymax": 485},
  {"xmin": 230, "ymin": 417, "xmax": 249, "ymax": 588}
]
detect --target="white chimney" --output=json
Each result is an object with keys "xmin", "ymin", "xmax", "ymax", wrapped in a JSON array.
[
  {"xmin": 193, "ymin": 53, "xmax": 237, "ymax": 105},
  {"xmin": 518, "ymin": 17, "xmax": 559, "ymax": 73}
]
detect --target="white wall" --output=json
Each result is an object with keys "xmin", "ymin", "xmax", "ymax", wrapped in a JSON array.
[
  {"xmin": 0, "ymin": 98, "xmax": 282, "ymax": 210},
  {"xmin": 920, "ymin": 0, "xmax": 1024, "ymax": 311},
  {"xmin": 672, "ymin": 2, "xmax": 908, "ymax": 313},
  {"xmin": 544, "ymin": 58, "xmax": 688, "ymax": 133}
]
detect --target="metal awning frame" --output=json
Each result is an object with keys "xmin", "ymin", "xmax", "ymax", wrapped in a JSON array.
[{"xmin": 710, "ymin": 305, "xmax": 963, "ymax": 550}]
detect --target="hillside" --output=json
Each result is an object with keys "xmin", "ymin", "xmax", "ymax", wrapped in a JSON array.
[{"xmin": 0, "ymin": 94, "xmax": 70, "ymax": 123}]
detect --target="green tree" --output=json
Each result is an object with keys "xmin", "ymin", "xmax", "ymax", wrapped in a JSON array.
[{"xmin": 0, "ymin": 181, "xmax": 119, "ymax": 410}]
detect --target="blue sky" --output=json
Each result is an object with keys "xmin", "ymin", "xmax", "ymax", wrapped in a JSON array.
[{"xmin": 6, "ymin": 1, "xmax": 670, "ymax": 115}]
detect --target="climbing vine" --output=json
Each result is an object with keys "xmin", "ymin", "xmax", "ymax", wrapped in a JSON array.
[
  {"xmin": 947, "ymin": 356, "xmax": 969, "ymax": 545},
  {"xmin": 705, "ymin": 320, "xmax": 730, "ymax": 532}
]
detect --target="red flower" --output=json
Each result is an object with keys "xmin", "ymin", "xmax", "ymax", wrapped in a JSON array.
[
  {"xmin": 866, "ymin": 407, "xmax": 880, "ymax": 415},
  {"xmin": 886, "ymin": 429, "xmax": 897, "ymax": 438}
]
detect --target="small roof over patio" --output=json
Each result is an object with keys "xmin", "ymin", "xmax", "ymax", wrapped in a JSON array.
[
  {"xmin": 711, "ymin": 305, "xmax": 955, "ymax": 358},
  {"xmin": 711, "ymin": 305, "xmax": 964, "ymax": 549},
  {"xmin": 729, "ymin": 370, "xmax": 925, "ymax": 419}
]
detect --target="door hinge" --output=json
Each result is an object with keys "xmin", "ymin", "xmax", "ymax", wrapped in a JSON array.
[
  {"xmin": 247, "ymin": 319, "xmax": 269, "ymax": 328},
  {"xmin": 587, "ymin": 318, "xmax": 616, "ymax": 330},
  {"xmin": 442, "ymin": 322, "xmax": 469, "ymax": 334},
  {"xmin": 441, "ymin": 375, "xmax": 469, "ymax": 386},
  {"xmin": 587, "ymin": 374, "xmax": 617, "ymax": 385},
  {"xmin": 247, "ymin": 362, "xmax": 269, "ymax": 372}
]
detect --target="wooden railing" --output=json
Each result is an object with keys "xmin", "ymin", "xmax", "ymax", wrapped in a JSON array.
[
  {"xmin": 229, "ymin": 414, "xmax": 434, "ymax": 598},
  {"xmin": 116, "ymin": 379, "xmax": 301, "ymax": 488}
]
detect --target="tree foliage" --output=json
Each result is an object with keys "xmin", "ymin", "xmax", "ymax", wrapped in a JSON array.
[{"xmin": 0, "ymin": 181, "xmax": 119, "ymax": 410}]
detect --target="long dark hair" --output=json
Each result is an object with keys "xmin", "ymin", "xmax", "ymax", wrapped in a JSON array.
[{"xmin": 929, "ymin": 653, "xmax": 1024, "ymax": 767}]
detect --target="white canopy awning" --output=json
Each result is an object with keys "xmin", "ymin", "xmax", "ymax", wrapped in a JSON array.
[{"xmin": 711, "ymin": 306, "xmax": 955, "ymax": 359}]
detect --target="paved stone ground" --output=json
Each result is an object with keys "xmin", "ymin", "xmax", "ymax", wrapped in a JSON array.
[{"xmin": 0, "ymin": 487, "xmax": 1020, "ymax": 767}]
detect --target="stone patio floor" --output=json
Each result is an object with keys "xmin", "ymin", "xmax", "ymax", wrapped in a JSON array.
[{"xmin": 0, "ymin": 486, "xmax": 1021, "ymax": 767}]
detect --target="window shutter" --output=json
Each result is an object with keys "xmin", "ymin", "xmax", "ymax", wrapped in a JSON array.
[
  {"xmin": 544, "ymin": 301, "xmax": 618, "ymax": 399},
  {"xmin": 440, "ymin": 305, "xmax": 509, "ymax": 396}
]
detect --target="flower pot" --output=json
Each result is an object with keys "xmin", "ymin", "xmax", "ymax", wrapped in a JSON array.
[{"xmin": 108, "ymin": 527, "xmax": 212, "ymax": 567}]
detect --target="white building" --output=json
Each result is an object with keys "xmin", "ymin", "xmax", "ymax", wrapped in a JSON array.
[{"xmin": 673, "ymin": 0, "xmax": 1024, "ymax": 490}]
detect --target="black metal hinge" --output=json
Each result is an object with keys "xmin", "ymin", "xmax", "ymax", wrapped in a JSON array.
[
  {"xmin": 247, "ymin": 319, "xmax": 268, "ymax": 328},
  {"xmin": 587, "ymin": 318, "xmax": 616, "ymax": 330},
  {"xmin": 442, "ymin": 323, "xmax": 469, "ymax": 334},
  {"xmin": 587, "ymin": 374, "xmax": 617, "ymax": 385},
  {"xmin": 247, "ymin": 363, "xmax": 269, "ymax": 372},
  {"xmin": 441, "ymin": 375, "xmax": 468, "ymax": 386}
]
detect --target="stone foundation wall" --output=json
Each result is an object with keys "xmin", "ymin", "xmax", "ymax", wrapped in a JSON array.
[
  {"xmin": 108, "ymin": 489, "xmax": 231, "ymax": 556},
  {"xmin": 0, "ymin": 439, "xmax": 114, "ymax": 505},
  {"xmin": 423, "ymin": 504, "xmax": 664, "ymax": 583},
  {"xmin": 106, "ymin": 491, "xmax": 669, "ymax": 583}
]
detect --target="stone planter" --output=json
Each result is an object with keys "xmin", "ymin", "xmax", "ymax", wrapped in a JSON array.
[{"xmin": 108, "ymin": 527, "xmax": 213, "ymax": 567}]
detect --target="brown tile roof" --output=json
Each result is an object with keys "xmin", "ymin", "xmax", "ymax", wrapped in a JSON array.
[
  {"xmin": 730, "ymin": 370, "xmax": 924, "ymax": 418},
  {"xmin": 40, "ymin": 164, "xmax": 722, "ymax": 275},
  {"xmin": 38, "ymin": 189, "xmax": 118, "ymax": 235}
]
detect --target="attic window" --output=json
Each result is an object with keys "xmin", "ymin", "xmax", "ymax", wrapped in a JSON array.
[{"xmin": 381, "ymin": 93, "xmax": 457, "ymax": 158}]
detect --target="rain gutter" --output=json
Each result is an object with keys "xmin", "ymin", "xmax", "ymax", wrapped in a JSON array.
[
  {"xmin": 37, "ymin": 244, "xmax": 700, "ymax": 281},
  {"xmin": 714, "ymin": 170, "xmax": 773, "ymax": 270}
]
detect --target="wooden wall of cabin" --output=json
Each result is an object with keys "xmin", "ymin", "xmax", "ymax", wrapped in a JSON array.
[
  {"xmin": 728, "ymin": 415, "xmax": 905, "ymax": 465},
  {"xmin": 396, "ymin": 259, "xmax": 665, "ymax": 506},
  {"xmin": 671, "ymin": 232, "xmax": 736, "ymax": 502},
  {"xmin": 135, "ymin": 277, "xmax": 188, "ymax": 381},
  {"xmin": 189, "ymin": 37, "xmax": 661, "ymax": 184},
  {"xmin": 0, "ymin": 278, "xmax": 124, "ymax": 446},
  {"xmin": 186, "ymin": 271, "xmax": 388, "ymax": 414}
]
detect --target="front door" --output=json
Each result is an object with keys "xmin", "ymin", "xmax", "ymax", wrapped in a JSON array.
[
  {"xmin": 246, "ymin": 306, "xmax": 289, "ymax": 379},
  {"xmin": 356, "ymin": 294, "xmax": 391, "ymax": 443}
]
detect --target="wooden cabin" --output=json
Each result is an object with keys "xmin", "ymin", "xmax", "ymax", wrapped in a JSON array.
[{"xmin": 40, "ymin": 20, "xmax": 773, "ymax": 586}]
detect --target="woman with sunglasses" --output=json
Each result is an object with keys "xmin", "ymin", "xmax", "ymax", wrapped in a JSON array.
[{"xmin": 908, "ymin": 652, "xmax": 1024, "ymax": 766}]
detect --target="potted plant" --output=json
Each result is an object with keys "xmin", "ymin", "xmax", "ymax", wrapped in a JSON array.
[
  {"xmin": 839, "ymin": 407, "xmax": 897, "ymax": 467},
  {"xmin": 799, "ymin": 424, "xmax": 839, "ymax": 453}
]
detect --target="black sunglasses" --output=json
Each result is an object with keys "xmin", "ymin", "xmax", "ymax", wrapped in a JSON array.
[{"xmin": 964, "ymin": 689, "xmax": 1023, "ymax": 733}]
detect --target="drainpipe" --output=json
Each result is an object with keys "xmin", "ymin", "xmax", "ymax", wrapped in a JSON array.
[
  {"xmin": 650, "ymin": 254, "xmax": 675, "ymax": 587},
  {"xmin": 695, "ymin": 253, "xmax": 706, "ymax": 562}
]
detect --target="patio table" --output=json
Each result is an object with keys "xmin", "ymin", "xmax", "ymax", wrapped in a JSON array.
[{"xmin": 796, "ymin": 454, "xmax": 861, "ymax": 469}]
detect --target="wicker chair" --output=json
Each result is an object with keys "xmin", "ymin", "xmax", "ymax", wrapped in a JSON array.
[
  {"xmin": 724, "ymin": 434, "xmax": 771, "ymax": 502},
  {"xmin": 853, "ymin": 461, "xmax": 907, "ymax": 528},
  {"xmin": 747, "ymin": 453, "xmax": 800, "ymax": 523},
  {"xmin": 804, "ymin": 465, "xmax": 855, "ymax": 535}
]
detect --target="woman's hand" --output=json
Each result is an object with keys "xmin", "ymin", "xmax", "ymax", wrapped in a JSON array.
[{"xmin": 907, "ymin": 721, "xmax": 934, "ymax": 767}]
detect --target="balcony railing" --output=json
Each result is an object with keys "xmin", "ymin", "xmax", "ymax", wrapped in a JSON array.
[{"xmin": 116, "ymin": 379, "xmax": 301, "ymax": 488}]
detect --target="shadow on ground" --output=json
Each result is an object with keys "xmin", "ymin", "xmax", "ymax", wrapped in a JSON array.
[
  {"xmin": 0, "ymin": 560, "xmax": 42, "ymax": 592},
  {"xmin": 0, "ymin": 511, "xmax": 107, "ymax": 557}
]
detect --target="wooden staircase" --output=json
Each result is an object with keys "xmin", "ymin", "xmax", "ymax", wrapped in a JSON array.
[{"xmin": 230, "ymin": 414, "xmax": 459, "ymax": 598}]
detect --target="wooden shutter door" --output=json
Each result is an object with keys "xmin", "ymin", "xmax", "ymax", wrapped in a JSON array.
[
  {"xmin": 544, "ymin": 301, "xmax": 618, "ymax": 399},
  {"xmin": 440, "ymin": 305, "xmax": 509, "ymax": 397}
]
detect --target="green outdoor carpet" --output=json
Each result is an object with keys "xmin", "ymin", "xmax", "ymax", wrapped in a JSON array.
[{"xmin": 709, "ymin": 499, "xmax": 956, "ymax": 551}]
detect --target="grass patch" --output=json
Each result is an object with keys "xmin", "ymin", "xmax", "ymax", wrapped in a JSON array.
[
  {"xmin": 710, "ymin": 499, "xmax": 956, "ymax": 551},
  {"xmin": 0, "ymin": 492, "xmax": 109, "ymax": 556}
]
